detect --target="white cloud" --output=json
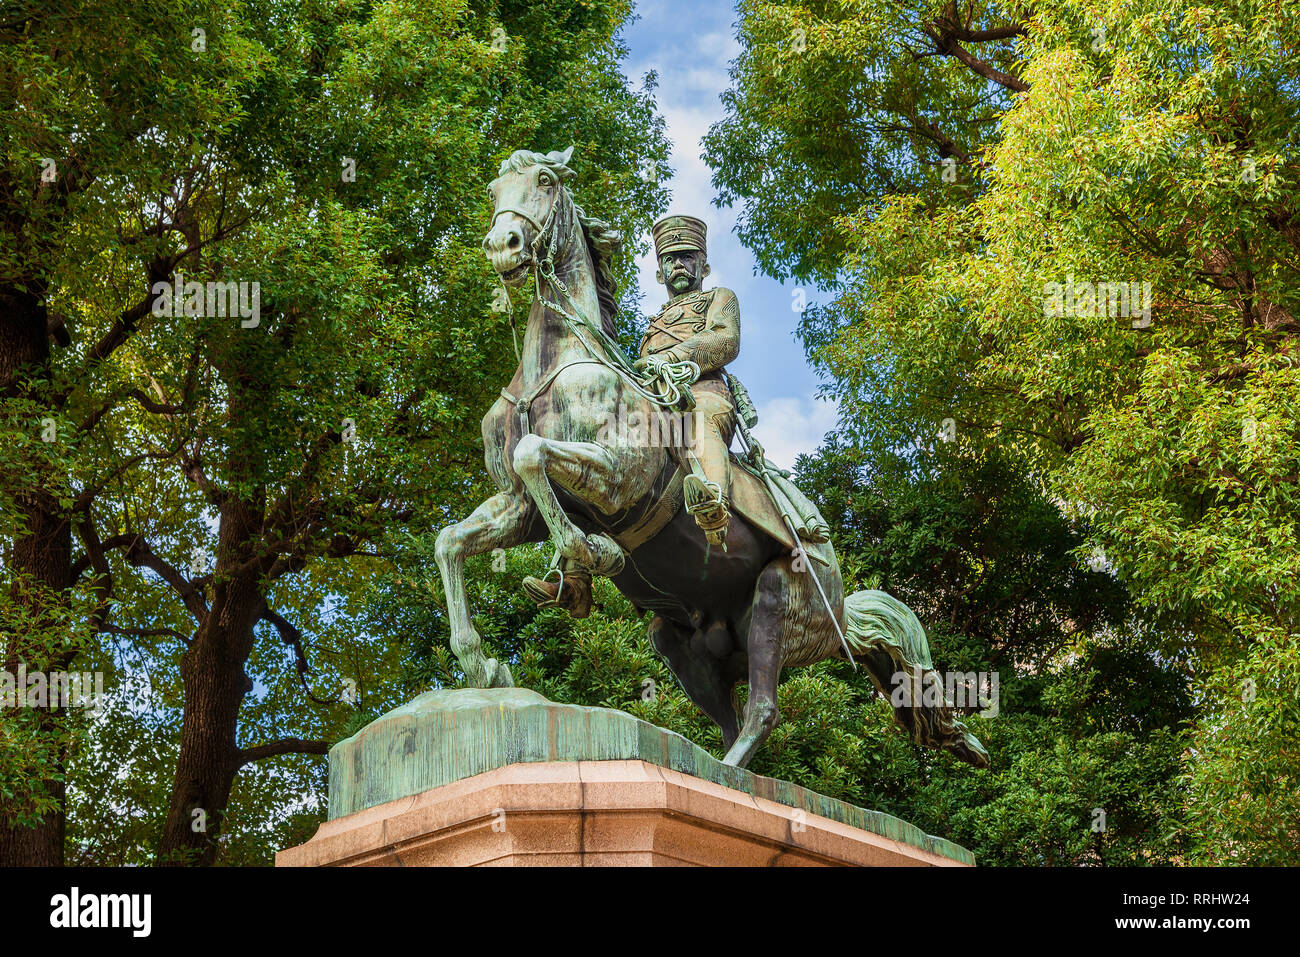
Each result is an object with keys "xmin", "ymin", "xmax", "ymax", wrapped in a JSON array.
[
  {"xmin": 622, "ymin": 7, "xmax": 827, "ymax": 425},
  {"xmin": 746, "ymin": 395, "xmax": 839, "ymax": 470}
]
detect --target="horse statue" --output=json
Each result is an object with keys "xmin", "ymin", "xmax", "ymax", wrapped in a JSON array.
[{"xmin": 434, "ymin": 146, "xmax": 989, "ymax": 770}]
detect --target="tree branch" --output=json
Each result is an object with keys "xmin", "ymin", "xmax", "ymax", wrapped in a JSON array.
[
  {"xmin": 77, "ymin": 258, "xmax": 173, "ymax": 377},
  {"xmin": 103, "ymin": 623, "xmax": 191, "ymax": 645},
  {"xmin": 91, "ymin": 533, "xmax": 210, "ymax": 621},
  {"xmin": 950, "ymin": 24, "xmax": 1026, "ymax": 43},
  {"xmin": 236, "ymin": 738, "xmax": 331, "ymax": 766},
  {"xmin": 925, "ymin": 18, "xmax": 1029, "ymax": 93},
  {"xmin": 260, "ymin": 605, "xmax": 310, "ymax": 677},
  {"xmin": 72, "ymin": 437, "xmax": 185, "ymax": 512}
]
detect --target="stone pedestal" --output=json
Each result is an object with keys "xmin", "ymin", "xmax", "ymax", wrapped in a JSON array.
[{"xmin": 276, "ymin": 688, "xmax": 973, "ymax": 867}]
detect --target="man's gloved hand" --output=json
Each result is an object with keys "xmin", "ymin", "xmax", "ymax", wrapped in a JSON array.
[{"xmin": 633, "ymin": 353, "xmax": 671, "ymax": 377}]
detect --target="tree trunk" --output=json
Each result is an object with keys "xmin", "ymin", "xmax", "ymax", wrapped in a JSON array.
[
  {"xmin": 156, "ymin": 503, "xmax": 265, "ymax": 866},
  {"xmin": 0, "ymin": 286, "xmax": 72, "ymax": 866}
]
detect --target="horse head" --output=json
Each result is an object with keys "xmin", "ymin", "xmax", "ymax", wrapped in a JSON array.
[{"xmin": 482, "ymin": 145, "xmax": 576, "ymax": 288}]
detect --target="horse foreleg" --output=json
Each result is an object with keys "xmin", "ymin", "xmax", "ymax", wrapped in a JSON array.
[
  {"xmin": 512, "ymin": 434, "xmax": 639, "ymax": 577},
  {"xmin": 723, "ymin": 559, "xmax": 790, "ymax": 768},
  {"xmin": 435, "ymin": 492, "xmax": 537, "ymax": 688}
]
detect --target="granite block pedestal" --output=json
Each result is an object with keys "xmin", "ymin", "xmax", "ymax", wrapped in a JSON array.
[{"xmin": 276, "ymin": 688, "xmax": 974, "ymax": 867}]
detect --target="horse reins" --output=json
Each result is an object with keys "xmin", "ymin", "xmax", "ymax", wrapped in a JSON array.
[{"xmin": 491, "ymin": 180, "xmax": 700, "ymax": 420}]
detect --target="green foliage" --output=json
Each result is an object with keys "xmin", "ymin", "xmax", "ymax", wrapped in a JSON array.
[
  {"xmin": 703, "ymin": 0, "xmax": 1025, "ymax": 283},
  {"xmin": 3, "ymin": 0, "xmax": 668, "ymax": 864},
  {"xmin": 775, "ymin": 442, "xmax": 1193, "ymax": 864},
  {"xmin": 726, "ymin": 0, "xmax": 1299, "ymax": 863}
]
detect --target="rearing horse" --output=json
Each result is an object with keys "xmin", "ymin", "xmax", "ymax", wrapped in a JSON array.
[{"xmin": 434, "ymin": 146, "xmax": 990, "ymax": 770}]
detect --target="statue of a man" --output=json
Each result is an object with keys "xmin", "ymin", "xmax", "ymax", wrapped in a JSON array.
[
  {"xmin": 520, "ymin": 214, "xmax": 742, "ymax": 619},
  {"xmin": 633, "ymin": 215, "xmax": 738, "ymax": 549}
]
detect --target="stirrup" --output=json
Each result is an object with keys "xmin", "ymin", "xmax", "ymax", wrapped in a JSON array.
[
  {"xmin": 520, "ymin": 569, "xmax": 593, "ymax": 618},
  {"xmin": 521, "ymin": 567, "xmax": 567, "ymax": 608},
  {"xmin": 683, "ymin": 475, "xmax": 729, "ymax": 548},
  {"xmin": 683, "ymin": 474, "xmax": 723, "ymax": 511}
]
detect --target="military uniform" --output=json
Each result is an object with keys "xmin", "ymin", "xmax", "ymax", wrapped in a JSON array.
[
  {"xmin": 520, "ymin": 213, "xmax": 741, "ymax": 616},
  {"xmin": 639, "ymin": 285, "xmax": 740, "ymax": 545}
]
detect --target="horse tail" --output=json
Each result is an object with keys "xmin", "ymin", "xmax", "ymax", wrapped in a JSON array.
[{"xmin": 842, "ymin": 589, "xmax": 990, "ymax": 769}]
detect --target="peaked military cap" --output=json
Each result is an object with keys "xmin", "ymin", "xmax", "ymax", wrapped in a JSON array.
[{"xmin": 652, "ymin": 214, "xmax": 707, "ymax": 257}]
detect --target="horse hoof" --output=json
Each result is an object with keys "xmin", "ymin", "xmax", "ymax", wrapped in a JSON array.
[{"xmin": 485, "ymin": 658, "xmax": 515, "ymax": 688}]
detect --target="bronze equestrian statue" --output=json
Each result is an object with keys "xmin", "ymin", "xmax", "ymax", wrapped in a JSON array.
[
  {"xmin": 434, "ymin": 146, "xmax": 989, "ymax": 770},
  {"xmin": 520, "ymin": 213, "xmax": 747, "ymax": 616}
]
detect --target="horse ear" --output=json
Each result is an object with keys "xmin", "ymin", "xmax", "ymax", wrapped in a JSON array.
[{"xmin": 557, "ymin": 145, "xmax": 574, "ymax": 166}]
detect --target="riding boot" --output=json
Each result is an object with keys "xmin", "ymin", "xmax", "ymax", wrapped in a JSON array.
[
  {"xmin": 682, "ymin": 390, "xmax": 736, "ymax": 548},
  {"xmin": 521, "ymin": 567, "xmax": 593, "ymax": 618}
]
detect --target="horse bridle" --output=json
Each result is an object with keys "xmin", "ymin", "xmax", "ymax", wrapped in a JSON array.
[
  {"xmin": 488, "ymin": 179, "xmax": 699, "ymax": 411},
  {"xmin": 489, "ymin": 204, "xmax": 546, "ymax": 241},
  {"xmin": 489, "ymin": 184, "xmax": 569, "ymax": 292}
]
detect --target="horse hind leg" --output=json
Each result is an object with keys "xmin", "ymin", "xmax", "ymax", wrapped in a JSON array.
[
  {"xmin": 648, "ymin": 615, "xmax": 741, "ymax": 751},
  {"xmin": 723, "ymin": 559, "xmax": 795, "ymax": 768}
]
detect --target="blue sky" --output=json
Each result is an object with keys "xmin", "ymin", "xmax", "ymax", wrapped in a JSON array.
[{"xmin": 620, "ymin": 1, "xmax": 839, "ymax": 469}]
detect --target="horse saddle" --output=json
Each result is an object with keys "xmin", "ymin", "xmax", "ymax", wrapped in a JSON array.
[{"xmin": 607, "ymin": 452, "xmax": 828, "ymax": 559}]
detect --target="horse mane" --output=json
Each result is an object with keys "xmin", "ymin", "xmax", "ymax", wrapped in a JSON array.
[{"xmin": 497, "ymin": 148, "xmax": 622, "ymax": 339}]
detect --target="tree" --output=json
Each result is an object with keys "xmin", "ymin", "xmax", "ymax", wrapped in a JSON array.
[
  {"xmin": 795, "ymin": 0, "xmax": 1300, "ymax": 861},
  {"xmin": 1, "ymin": 0, "xmax": 260, "ymax": 865},
  {"xmin": 702, "ymin": 0, "xmax": 1030, "ymax": 284},
  {"xmin": 3, "ymin": 0, "xmax": 668, "ymax": 864}
]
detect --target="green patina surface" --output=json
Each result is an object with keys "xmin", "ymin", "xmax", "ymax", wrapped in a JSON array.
[{"xmin": 327, "ymin": 688, "xmax": 974, "ymax": 865}]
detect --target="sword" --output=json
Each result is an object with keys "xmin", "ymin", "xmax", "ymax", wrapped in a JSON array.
[{"xmin": 733, "ymin": 427, "xmax": 856, "ymax": 669}]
